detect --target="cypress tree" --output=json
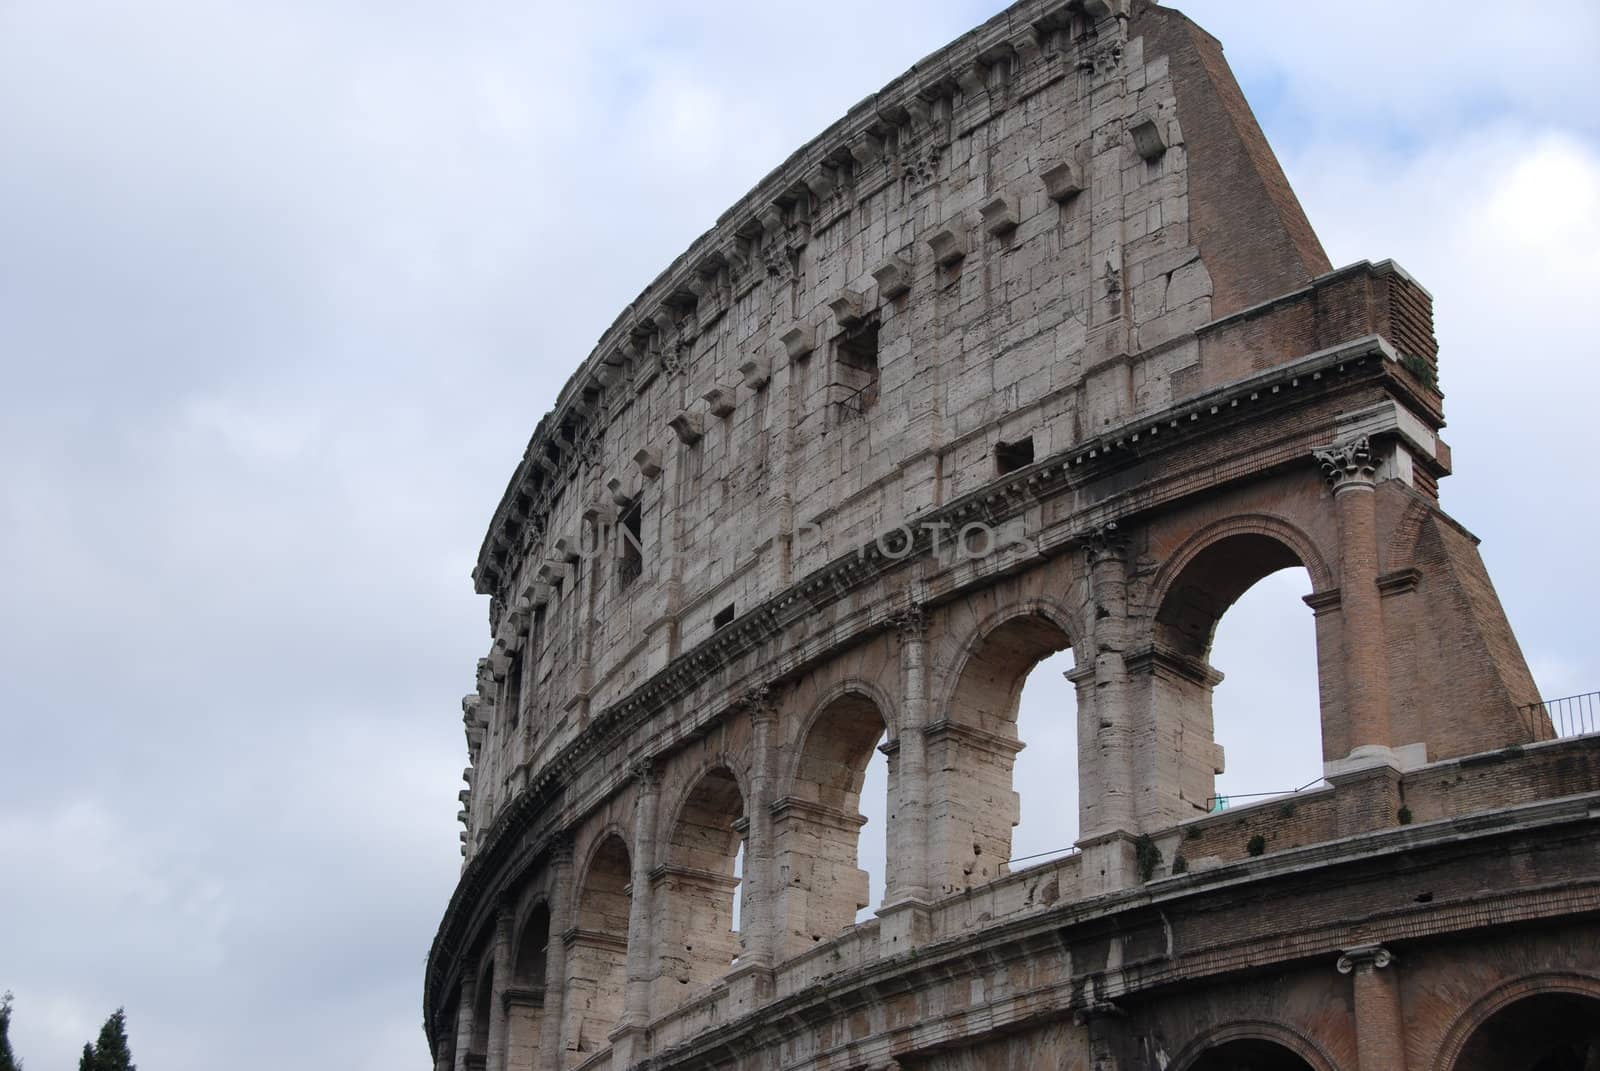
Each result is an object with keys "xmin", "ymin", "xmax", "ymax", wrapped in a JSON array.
[
  {"xmin": 79, "ymin": 1009, "xmax": 135, "ymax": 1071},
  {"xmin": 0, "ymin": 991, "xmax": 21, "ymax": 1071}
]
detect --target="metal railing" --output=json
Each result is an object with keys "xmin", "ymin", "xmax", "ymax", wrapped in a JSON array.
[
  {"xmin": 1520, "ymin": 691, "xmax": 1600, "ymax": 742},
  {"xmin": 1208, "ymin": 776, "xmax": 1327, "ymax": 814}
]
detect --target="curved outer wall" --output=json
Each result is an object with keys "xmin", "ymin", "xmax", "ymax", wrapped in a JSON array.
[{"xmin": 428, "ymin": 2, "xmax": 1600, "ymax": 1070}]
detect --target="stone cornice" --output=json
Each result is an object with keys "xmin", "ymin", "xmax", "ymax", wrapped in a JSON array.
[{"xmin": 427, "ymin": 337, "xmax": 1419, "ymax": 1027}]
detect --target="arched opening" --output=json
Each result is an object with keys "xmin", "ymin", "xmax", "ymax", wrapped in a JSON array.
[
  {"xmin": 1152, "ymin": 532, "xmax": 1325, "ymax": 826},
  {"xmin": 939, "ymin": 612, "xmax": 1074, "ymax": 893},
  {"xmin": 855, "ymin": 739, "xmax": 887, "ymax": 922},
  {"xmin": 565, "ymin": 834, "xmax": 630, "ymax": 1058},
  {"xmin": 654, "ymin": 766, "xmax": 745, "ymax": 1004},
  {"xmin": 1186, "ymin": 1038, "xmax": 1316, "ymax": 1071},
  {"xmin": 777, "ymin": 691, "xmax": 887, "ymax": 955},
  {"xmin": 1452, "ymin": 991, "xmax": 1600, "ymax": 1071},
  {"xmin": 1011, "ymin": 646, "xmax": 1079, "ymax": 866},
  {"xmin": 506, "ymin": 902, "xmax": 549, "ymax": 1068},
  {"xmin": 470, "ymin": 959, "xmax": 493, "ymax": 1063}
]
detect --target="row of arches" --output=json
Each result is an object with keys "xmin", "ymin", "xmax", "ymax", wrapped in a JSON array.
[
  {"xmin": 538, "ymin": 528, "xmax": 1329, "ymax": 1050},
  {"xmin": 438, "ymin": 489, "xmax": 1550, "ymax": 1068}
]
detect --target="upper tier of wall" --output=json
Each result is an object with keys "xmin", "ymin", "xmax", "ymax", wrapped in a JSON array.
[{"xmin": 455, "ymin": 0, "xmax": 1364, "ymax": 860}]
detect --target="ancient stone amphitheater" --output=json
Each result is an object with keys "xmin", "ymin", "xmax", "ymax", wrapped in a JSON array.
[{"xmin": 424, "ymin": 2, "xmax": 1600, "ymax": 1068}]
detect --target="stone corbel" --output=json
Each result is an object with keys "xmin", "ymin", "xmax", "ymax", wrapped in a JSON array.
[
  {"xmin": 830, "ymin": 288, "xmax": 866, "ymax": 329},
  {"xmin": 582, "ymin": 497, "xmax": 617, "ymax": 524},
  {"xmin": 1129, "ymin": 114, "xmax": 1167, "ymax": 161},
  {"xmin": 633, "ymin": 448, "xmax": 662, "ymax": 479},
  {"xmin": 738, "ymin": 354, "xmax": 771, "ymax": 389},
  {"xmin": 524, "ymin": 581, "xmax": 553, "ymax": 609},
  {"xmin": 928, "ymin": 220, "xmax": 969, "ymax": 267},
  {"xmin": 723, "ymin": 235, "xmax": 751, "ymax": 279},
  {"xmin": 803, "ymin": 167, "xmax": 837, "ymax": 201},
  {"xmin": 849, "ymin": 130, "xmax": 884, "ymax": 167},
  {"xmin": 777, "ymin": 323, "xmax": 815, "ymax": 362},
  {"xmin": 979, "ymin": 192, "xmax": 1020, "ymax": 236},
  {"xmin": 606, "ymin": 477, "xmax": 636, "ymax": 509},
  {"xmin": 650, "ymin": 303, "xmax": 678, "ymax": 337},
  {"xmin": 956, "ymin": 61, "xmax": 987, "ymax": 97},
  {"xmin": 703, "ymin": 386, "xmax": 738, "ymax": 418},
  {"xmin": 668, "ymin": 410, "xmax": 704, "ymax": 445},
  {"xmin": 872, "ymin": 255, "xmax": 913, "ymax": 300},
  {"xmin": 1041, "ymin": 158, "xmax": 1085, "ymax": 202},
  {"xmin": 1010, "ymin": 26, "xmax": 1044, "ymax": 67}
]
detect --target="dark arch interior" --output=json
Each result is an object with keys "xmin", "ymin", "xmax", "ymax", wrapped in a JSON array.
[
  {"xmin": 577, "ymin": 834, "xmax": 631, "ymax": 934},
  {"xmin": 513, "ymin": 903, "xmax": 550, "ymax": 987},
  {"xmin": 669, "ymin": 766, "xmax": 745, "ymax": 873},
  {"xmin": 795, "ymin": 693, "xmax": 886, "ymax": 813},
  {"xmin": 1454, "ymin": 992, "xmax": 1600, "ymax": 1071},
  {"xmin": 1188, "ymin": 1038, "xmax": 1315, "ymax": 1071},
  {"xmin": 1156, "ymin": 533, "xmax": 1303, "ymax": 660},
  {"xmin": 949, "ymin": 612, "xmax": 1073, "ymax": 736},
  {"xmin": 471, "ymin": 959, "xmax": 493, "ymax": 1054}
]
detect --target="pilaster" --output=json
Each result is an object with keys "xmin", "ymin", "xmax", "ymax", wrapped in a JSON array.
[{"xmin": 1337, "ymin": 943, "xmax": 1406, "ymax": 1071}]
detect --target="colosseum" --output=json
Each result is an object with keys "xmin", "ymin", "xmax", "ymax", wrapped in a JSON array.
[{"xmin": 424, "ymin": 1, "xmax": 1600, "ymax": 1068}]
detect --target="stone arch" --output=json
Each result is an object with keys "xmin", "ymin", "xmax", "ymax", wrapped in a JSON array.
[
  {"xmin": 1141, "ymin": 515, "xmax": 1333, "ymax": 824},
  {"xmin": 507, "ymin": 897, "xmax": 551, "ymax": 1068},
  {"xmin": 566, "ymin": 831, "xmax": 631, "ymax": 1057},
  {"xmin": 1434, "ymin": 972, "xmax": 1600, "ymax": 1071},
  {"xmin": 1149, "ymin": 513, "xmax": 1334, "ymax": 649},
  {"xmin": 652, "ymin": 764, "xmax": 748, "ymax": 1003},
  {"xmin": 1170, "ymin": 1019, "xmax": 1337, "ymax": 1071},
  {"xmin": 774, "ymin": 684, "xmax": 891, "ymax": 957},
  {"xmin": 471, "ymin": 955, "xmax": 494, "ymax": 1058},
  {"xmin": 782, "ymin": 678, "xmax": 899, "ymax": 791},
  {"xmin": 931, "ymin": 599, "xmax": 1077, "ymax": 891},
  {"xmin": 512, "ymin": 895, "xmax": 550, "ymax": 985}
]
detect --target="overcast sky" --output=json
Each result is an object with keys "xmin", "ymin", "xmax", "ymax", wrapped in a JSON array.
[{"xmin": 2, "ymin": 2, "xmax": 1597, "ymax": 1068}]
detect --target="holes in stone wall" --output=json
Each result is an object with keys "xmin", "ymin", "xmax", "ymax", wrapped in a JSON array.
[
  {"xmin": 833, "ymin": 316, "xmax": 880, "ymax": 420},
  {"xmin": 713, "ymin": 604, "xmax": 735, "ymax": 631},
  {"xmin": 995, "ymin": 435, "xmax": 1035, "ymax": 474},
  {"xmin": 617, "ymin": 501, "xmax": 643, "ymax": 588}
]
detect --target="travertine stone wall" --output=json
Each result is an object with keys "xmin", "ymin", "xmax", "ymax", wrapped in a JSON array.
[{"xmin": 425, "ymin": 1, "xmax": 1587, "ymax": 1070}]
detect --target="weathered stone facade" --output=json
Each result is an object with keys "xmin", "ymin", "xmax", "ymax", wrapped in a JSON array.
[{"xmin": 426, "ymin": 1, "xmax": 1600, "ymax": 1068}]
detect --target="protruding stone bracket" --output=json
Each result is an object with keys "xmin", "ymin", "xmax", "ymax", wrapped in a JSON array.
[
  {"xmin": 606, "ymin": 477, "xmax": 636, "ymax": 509},
  {"xmin": 830, "ymin": 289, "xmax": 866, "ymax": 328},
  {"xmin": 633, "ymin": 447, "xmax": 663, "ymax": 479},
  {"xmin": 849, "ymin": 130, "xmax": 885, "ymax": 167},
  {"xmin": 777, "ymin": 324, "xmax": 815, "ymax": 362},
  {"xmin": 738, "ymin": 355, "xmax": 771, "ymax": 389},
  {"xmin": 703, "ymin": 386, "xmax": 738, "ymax": 418},
  {"xmin": 1130, "ymin": 114, "xmax": 1168, "ymax": 161},
  {"xmin": 1315, "ymin": 435, "xmax": 1377, "ymax": 492},
  {"xmin": 979, "ymin": 192, "xmax": 1020, "ymax": 236},
  {"xmin": 1041, "ymin": 159, "xmax": 1085, "ymax": 202},
  {"xmin": 928, "ymin": 221, "xmax": 969, "ymax": 267},
  {"xmin": 872, "ymin": 256, "xmax": 913, "ymax": 300},
  {"xmin": 669, "ymin": 411, "xmax": 705, "ymax": 445},
  {"xmin": 1336, "ymin": 943, "xmax": 1395, "ymax": 974}
]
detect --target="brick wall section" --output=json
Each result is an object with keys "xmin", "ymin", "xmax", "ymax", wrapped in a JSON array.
[
  {"xmin": 1163, "ymin": 736, "xmax": 1600, "ymax": 871},
  {"xmin": 1131, "ymin": 1, "xmax": 1331, "ymax": 317}
]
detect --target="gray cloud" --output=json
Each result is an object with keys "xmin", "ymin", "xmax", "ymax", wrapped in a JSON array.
[{"xmin": 2, "ymin": 1, "xmax": 1595, "ymax": 1068}]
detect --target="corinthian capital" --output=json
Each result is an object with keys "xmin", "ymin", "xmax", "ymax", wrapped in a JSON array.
[{"xmin": 1315, "ymin": 435, "xmax": 1377, "ymax": 492}]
